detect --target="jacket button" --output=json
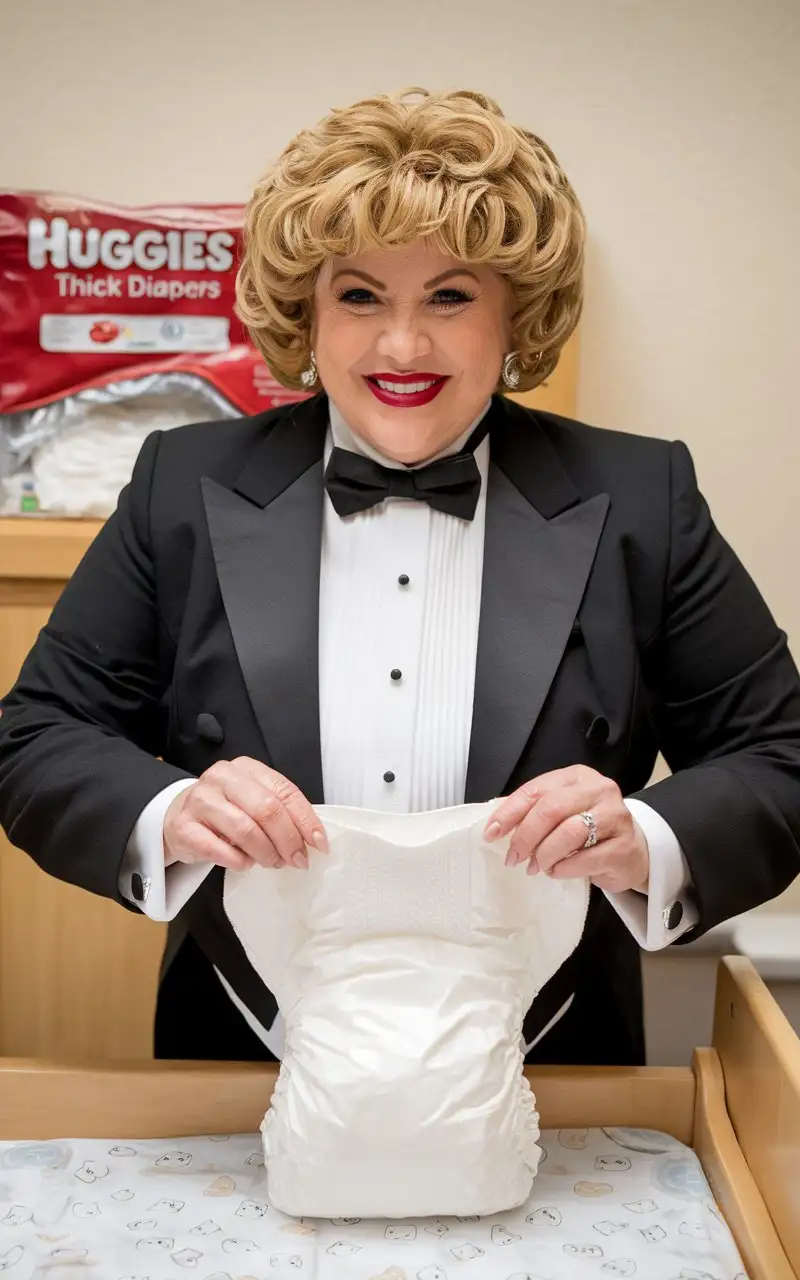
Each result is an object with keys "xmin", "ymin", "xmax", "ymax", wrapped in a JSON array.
[
  {"xmin": 196, "ymin": 712, "xmax": 224, "ymax": 744},
  {"xmin": 586, "ymin": 715, "xmax": 609, "ymax": 746}
]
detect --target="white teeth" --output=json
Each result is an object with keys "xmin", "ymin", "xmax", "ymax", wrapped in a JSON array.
[{"xmin": 374, "ymin": 379, "xmax": 438, "ymax": 394}]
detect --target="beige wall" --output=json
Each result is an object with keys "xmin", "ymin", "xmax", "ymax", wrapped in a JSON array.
[{"xmin": 2, "ymin": 0, "xmax": 799, "ymax": 910}]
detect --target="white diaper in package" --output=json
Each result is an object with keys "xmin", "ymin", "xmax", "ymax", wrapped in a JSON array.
[{"xmin": 223, "ymin": 801, "xmax": 589, "ymax": 1219}]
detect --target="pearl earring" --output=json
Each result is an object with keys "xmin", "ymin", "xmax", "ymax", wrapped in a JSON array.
[
  {"xmin": 501, "ymin": 351, "xmax": 521, "ymax": 390},
  {"xmin": 301, "ymin": 351, "xmax": 318, "ymax": 389}
]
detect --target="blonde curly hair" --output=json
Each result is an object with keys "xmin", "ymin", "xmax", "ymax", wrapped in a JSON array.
[{"xmin": 235, "ymin": 88, "xmax": 585, "ymax": 393}]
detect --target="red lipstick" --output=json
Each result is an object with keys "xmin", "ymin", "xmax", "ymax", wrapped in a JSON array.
[{"xmin": 365, "ymin": 372, "xmax": 448, "ymax": 408}]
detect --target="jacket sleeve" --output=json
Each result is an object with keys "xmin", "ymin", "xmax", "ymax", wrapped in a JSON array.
[
  {"xmin": 0, "ymin": 430, "xmax": 192, "ymax": 903},
  {"xmin": 630, "ymin": 440, "xmax": 800, "ymax": 937}
]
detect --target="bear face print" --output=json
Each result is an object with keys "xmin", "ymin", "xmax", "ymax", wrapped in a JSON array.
[
  {"xmin": 154, "ymin": 1151, "xmax": 192, "ymax": 1169},
  {"xmin": 526, "ymin": 1206, "xmax": 562, "ymax": 1227},
  {"xmin": 330, "ymin": 1218, "xmax": 361, "ymax": 1226},
  {"xmin": 676, "ymin": 1271, "xmax": 720, "ymax": 1279},
  {"xmin": 574, "ymin": 1181, "xmax": 613, "ymax": 1197},
  {"xmin": 326, "ymin": 1242, "xmax": 361, "ymax": 1257},
  {"xmin": 593, "ymin": 1220, "xmax": 628, "ymax": 1236},
  {"xmin": 0, "ymin": 1249, "xmax": 24, "ymax": 1273},
  {"xmin": 149, "ymin": 1198, "xmax": 185, "ymax": 1213},
  {"xmin": 74, "ymin": 1159, "xmax": 109, "ymax": 1183},
  {"xmin": 385, "ymin": 1224, "xmax": 417, "ymax": 1241},
  {"xmin": 270, "ymin": 1254, "xmax": 304, "ymax": 1269},
  {"xmin": 595, "ymin": 1155, "xmax": 632, "ymax": 1172},
  {"xmin": 563, "ymin": 1244, "xmax": 604, "ymax": 1257},
  {"xmin": 558, "ymin": 1128, "xmax": 589, "ymax": 1149},
  {"xmin": 72, "ymin": 1201, "xmax": 101, "ymax": 1218},
  {"xmin": 171, "ymin": 1248, "xmax": 203, "ymax": 1268},
  {"xmin": 137, "ymin": 1237, "xmax": 175, "ymax": 1252},
  {"xmin": 108, "ymin": 1145, "xmax": 137, "ymax": 1157},
  {"xmin": 417, "ymin": 1267, "xmax": 448, "ymax": 1280},
  {"xmin": 221, "ymin": 1237, "xmax": 259, "ymax": 1253},
  {"xmin": 456, "ymin": 1216, "xmax": 480, "ymax": 1223},
  {"xmin": 491, "ymin": 1225, "xmax": 521, "ymax": 1246},
  {"xmin": 235, "ymin": 1198, "xmax": 268, "ymax": 1219},
  {"xmin": 245, "ymin": 1151, "xmax": 265, "ymax": 1168},
  {"xmin": 51, "ymin": 1249, "xmax": 89, "ymax": 1262},
  {"xmin": 1, "ymin": 1205, "xmax": 32, "ymax": 1226},
  {"xmin": 622, "ymin": 1199, "xmax": 658, "ymax": 1213},
  {"xmin": 600, "ymin": 1262, "xmax": 636, "ymax": 1277},
  {"xmin": 190, "ymin": 1219, "xmax": 221, "ymax": 1236},
  {"xmin": 112, "ymin": 1188, "xmax": 136, "ymax": 1202},
  {"xmin": 678, "ymin": 1221, "xmax": 710, "ymax": 1239},
  {"xmin": 639, "ymin": 1225, "xmax": 666, "ymax": 1243},
  {"xmin": 450, "ymin": 1244, "xmax": 484, "ymax": 1262},
  {"xmin": 424, "ymin": 1222, "xmax": 449, "ymax": 1238},
  {"xmin": 127, "ymin": 1218, "xmax": 159, "ymax": 1232}
]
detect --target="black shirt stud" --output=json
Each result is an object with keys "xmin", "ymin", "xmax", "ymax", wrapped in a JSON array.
[
  {"xmin": 383, "ymin": 771, "xmax": 396, "ymax": 783},
  {"xmin": 390, "ymin": 669, "xmax": 402, "ymax": 682}
]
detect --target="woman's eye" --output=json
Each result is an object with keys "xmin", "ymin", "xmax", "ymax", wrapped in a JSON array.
[
  {"xmin": 431, "ymin": 289, "xmax": 474, "ymax": 309},
  {"xmin": 337, "ymin": 288, "xmax": 377, "ymax": 306}
]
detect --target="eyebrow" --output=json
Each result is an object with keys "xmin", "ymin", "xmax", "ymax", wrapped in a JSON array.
[{"xmin": 329, "ymin": 266, "xmax": 480, "ymax": 290}]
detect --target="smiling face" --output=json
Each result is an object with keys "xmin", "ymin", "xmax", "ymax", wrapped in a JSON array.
[{"xmin": 312, "ymin": 240, "xmax": 513, "ymax": 464}]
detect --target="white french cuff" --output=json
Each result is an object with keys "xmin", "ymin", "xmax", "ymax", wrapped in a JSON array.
[
  {"xmin": 603, "ymin": 798, "xmax": 699, "ymax": 951},
  {"xmin": 118, "ymin": 778, "xmax": 211, "ymax": 922}
]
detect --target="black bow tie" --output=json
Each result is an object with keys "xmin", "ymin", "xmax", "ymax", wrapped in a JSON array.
[{"xmin": 324, "ymin": 424, "xmax": 488, "ymax": 521}]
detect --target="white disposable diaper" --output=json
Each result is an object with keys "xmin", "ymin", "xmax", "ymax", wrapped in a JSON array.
[{"xmin": 223, "ymin": 801, "xmax": 589, "ymax": 1219}]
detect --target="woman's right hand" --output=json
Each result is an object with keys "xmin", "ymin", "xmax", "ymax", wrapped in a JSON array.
[{"xmin": 163, "ymin": 757, "xmax": 328, "ymax": 872}]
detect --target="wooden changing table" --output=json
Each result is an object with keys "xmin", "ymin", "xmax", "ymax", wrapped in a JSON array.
[{"xmin": 0, "ymin": 957, "xmax": 797, "ymax": 1279}]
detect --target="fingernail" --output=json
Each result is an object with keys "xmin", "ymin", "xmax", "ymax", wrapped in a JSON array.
[
  {"xmin": 484, "ymin": 821, "xmax": 501, "ymax": 842},
  {"xmin": 293, "ymin": 851, "xmax": 308, "ymax": 869},
  {"xmin": 505, "ymin": 849, "xmax": 519, "ymax": 868},
  {"xmin": 312, "ymin": 829, "xmax": 328, "ymax": 852},
  {"xmin": 527, "ymin": 857, "xmax": 540, "ymax": 876}
]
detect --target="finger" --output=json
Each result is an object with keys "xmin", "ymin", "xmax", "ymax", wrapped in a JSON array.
[
  {"xmin": 235, "ymin": 758, "xmax": 328, "ymax": 853},
  {"xmin": 531, "ymin": 808, "xmax": 610, "ymax": 876},
  {"xmin": 484, "ymin": 782, "xmax": 542, "ymax": 842},
  {"xmin": 181, "ymin": 820, "xmax": 258, "ymax": 872},
  {"xmin": 191, "ymin": 792, "xmax": 285, "ymax": 868},
  {"xmin": 485, "ymin": 766, "xmax": 600, "ymax": 840},
  {"xmin": 507, "ymin": 783, "xmax": 605, "ymax": 868},
  {"xmin": 210, "ymin": 768, "xmax": 307, "ymax": 867},
  {"xmin": 546, "ymin": 838, "xmax": 633, "ymax": 888}
]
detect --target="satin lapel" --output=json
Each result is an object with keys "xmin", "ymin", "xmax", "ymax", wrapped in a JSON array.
[
  {"xmin": 201, "ymin": 394, "xmax": 328, "ymax": 803},
  {"xmin": 465, "ymin": 399, "xmax": 610, "ymax": 801}
]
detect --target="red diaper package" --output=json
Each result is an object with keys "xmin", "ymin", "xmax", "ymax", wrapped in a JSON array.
[{"xmin": 0, "ymin": 192, "xmax": 306, "ymax": 516}]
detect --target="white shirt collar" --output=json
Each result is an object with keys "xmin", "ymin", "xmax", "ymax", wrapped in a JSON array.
[{"xmin": 328, "ymin": 397, "xmax": 492, "ymax": 471}]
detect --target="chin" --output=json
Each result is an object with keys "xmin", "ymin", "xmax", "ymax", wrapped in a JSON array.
[{"xmin": 358, "ymin": 402, "xmax": 453, "ymax": 463}]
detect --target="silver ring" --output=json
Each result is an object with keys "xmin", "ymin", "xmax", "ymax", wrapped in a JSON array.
[{"xmin": 579, "ymin": 810, "xmax": 598, "ymax": 848}]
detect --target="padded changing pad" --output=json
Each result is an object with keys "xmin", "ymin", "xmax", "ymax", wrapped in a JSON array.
[{"xmin": 0, "ymin": 1126, "xmax": 747, "ymax": 1278}]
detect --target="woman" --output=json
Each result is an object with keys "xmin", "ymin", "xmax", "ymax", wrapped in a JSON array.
[{"xmin": 1, "ymin": 88, "xmax": 799, "ymax": 1066}]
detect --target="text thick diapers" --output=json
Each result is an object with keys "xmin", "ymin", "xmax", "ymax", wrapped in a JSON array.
[{"xmin": 223, "ymin": 802, "xmax": 588, "ymax": 1219}]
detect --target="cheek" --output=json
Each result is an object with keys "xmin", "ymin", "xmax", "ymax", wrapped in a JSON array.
[
  {"xmin": 313, "ymin": 305, "xmax": 366, "ymax": 368},
  {"xmin": 448, "ymin": 315, "xmax": 507, "ymax": 383}
]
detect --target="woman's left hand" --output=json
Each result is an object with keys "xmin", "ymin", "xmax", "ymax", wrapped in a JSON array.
[{"xmin": 484, "ymin": 765, "xmax": 650, "ymax": 894}]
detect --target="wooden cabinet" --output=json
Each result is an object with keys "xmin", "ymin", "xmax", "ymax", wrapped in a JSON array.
[{"xmin": 0, "ymin": 343, "xmax": 578, "ymax": 1060}]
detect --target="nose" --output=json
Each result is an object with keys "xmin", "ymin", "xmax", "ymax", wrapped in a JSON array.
[{"xmin": 375, "ymin": 310, "xmax": 433, "ymax": 365}]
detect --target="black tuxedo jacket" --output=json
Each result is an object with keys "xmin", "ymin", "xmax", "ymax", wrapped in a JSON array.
[{"xmin": 1, "ymin": 392, "xmax": 799, "ymax": 1064}]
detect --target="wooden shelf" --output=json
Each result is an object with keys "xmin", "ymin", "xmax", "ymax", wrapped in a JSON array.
[{"xmin": 0, "ymin": 518, "xmax": 105, "ymax": 581}]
